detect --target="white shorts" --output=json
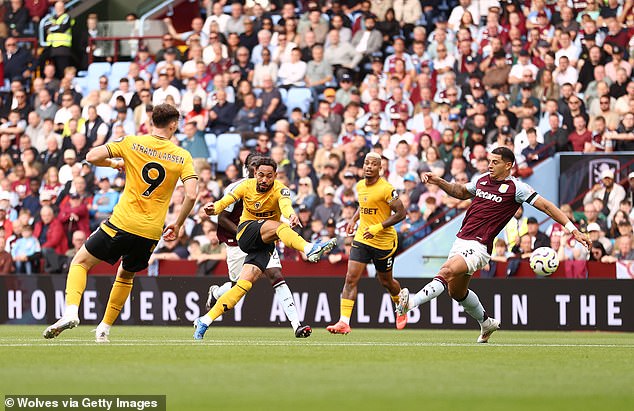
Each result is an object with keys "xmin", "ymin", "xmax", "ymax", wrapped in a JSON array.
[
  {"xmin": 226, "ymin": 245, "xmax": 282, "ymax": 282},
  {"xmin": 448, "ymin": 238, "xmax": 491, "ymax": 275}
]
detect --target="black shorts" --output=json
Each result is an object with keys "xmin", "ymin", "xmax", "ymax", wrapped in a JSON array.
[
  {"xmin": 237, "ymin": 220, "xmax": 275, "ymax": 272},
  {"xmin": 349, "ymin": 240, "xmax": 396, "ymax": 272},
  {"xmin": 85, "ymin": 220, "xmax": 158, "ymax": 272}
]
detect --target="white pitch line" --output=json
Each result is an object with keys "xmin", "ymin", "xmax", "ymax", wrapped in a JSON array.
[{"xmin": 0, "ymin": 340, "xmax": 632, "ymax": 348}]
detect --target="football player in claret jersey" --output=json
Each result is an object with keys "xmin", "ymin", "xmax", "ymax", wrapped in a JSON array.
[
  {"xmin": 397, "ymin": 147, "xmax": 591, "ymax": 342},
  {"xmin": 194, "ymin": 157, "xmax": 336, "ymax": 339},
  {"xmin": 206, "ymin": 153, "xmax": 312, "ymax": 338},
  {"xmin": 43, "ymin": 104, "xmax": 198, "ymax": 342},
  {"xmin": 327, "ymin": 152, "xmax": 408, "ymax": 335}
]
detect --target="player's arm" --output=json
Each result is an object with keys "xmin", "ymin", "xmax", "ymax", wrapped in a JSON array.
[
  {"xmin": 279, "ymin": 194, "xmax": 302, "ymax": 228},
  {"xmin": 164, "ymin": 177, "xmax": 198, "ymax": 241},
  {"xmin": 204, "ymin": 182, "xmax": 247, "ymax": 216},
  {"xmin": 85, "ymin": 145, "xmax": 124, "ymax": 170},
  {"xmin": 346, "ymin": 208, "xmax": 360, "ymax": 235},
  {"xmin": 364, "ymin": 198, "xmax": 407, "ymax": 239},
  {"xmin": 421, "ymin": 172, "xmax": 473, "ymax": 200},
  {"xmin": 218, "ymin": 210, "xmax": 238, "ymax": 236},
  {"xmin": 532, "ymin": 196, "xmax": 591, "ymax": 250}
]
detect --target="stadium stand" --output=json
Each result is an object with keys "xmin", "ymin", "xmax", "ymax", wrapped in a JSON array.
[{"xmin": 0, "ymin": 0, "xmax": 633, "ymax": 276}]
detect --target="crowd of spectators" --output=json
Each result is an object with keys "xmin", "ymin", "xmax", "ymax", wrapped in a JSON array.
[{"xmin": 0, "ymin": 0, "xmax": 634, "ymax": 274}]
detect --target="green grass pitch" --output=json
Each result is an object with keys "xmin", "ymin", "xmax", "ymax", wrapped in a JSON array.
[{"xmin": 1, "ymin": 326, "xmax": 633, "ymax": 411}]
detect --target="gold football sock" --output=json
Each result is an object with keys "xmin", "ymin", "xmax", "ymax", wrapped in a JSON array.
[
  {"xmin": 65, "ymin": 264, "xmax": 88, "ymax": 307},
  {"xmin": 340, "ymin": 298, "xmax": 355, "ymax": 324},
  {"xmin": 275, "ymin": 223, "xmax": 309, "ymax": 252},
  {"xmin": 103, "ymin": 276, "xmax": 134, "ymax": 326},
  {"xmin": 208, "ymin": 279, "xmax": 252, "ymax": 321}
]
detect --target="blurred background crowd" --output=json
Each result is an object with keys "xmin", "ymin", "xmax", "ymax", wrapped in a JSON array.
[{"xmin": 0, "ymin": 0, "xmax": 633, "ymax": 275}]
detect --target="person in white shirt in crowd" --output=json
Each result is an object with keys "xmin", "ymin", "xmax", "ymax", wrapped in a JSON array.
[
  {"xmin": 181, "ymin": 44, "xmax": 205, "ymax": 80},
  {"xmin": 108, "ymin": 78, "xmax": 134, "ymax": 108},
  {"xmin": 272, "ymin": 31, "xmax": 297, "ymax": 66},
  {"xmin": 509, "ymin": 50, "xmax": 539, "ymax": 85},
  {"xmin": 278, "ymin": 47, "xmax": 307, "ymax": 88},
  {"xmin": 202, "ymin": 30, "xmax": 229, "ymax": 66},
  {"xmin": 180, "ymin": 77, "xmax": 208, "ymax": 116},
  {"xmin": 152, "ymin": 73, "xmax": 181, "ymax": 106},
  {"xmin": 514, "ymin": 117, "xmax": 544, "ymax": 157},
  {"xmin": 448, "ymin": 0, "xmax": 480, "ymax": 32},
  {"xmin": 554, "ymin": 31, "xmax": 581, "ymax": 67},
  {"xmin": 554, "ymin": 56, "xmax": 579, "ymax": 86},
  {"xmin": 202, "ymin": 1, "xmax": 229, "ymax": 35}
]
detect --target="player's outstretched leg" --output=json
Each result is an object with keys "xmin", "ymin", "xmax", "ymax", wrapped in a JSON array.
[
  {"xmin": 456, "ymin": 289, "xmax": 500, "ymax": 343},
  {"xmin": 43, "ymin": 263, "xmax": 88, "ymax": 338},
  {"xmin": 273, "ymin": 223, "xmax": 337, "ymax": 262},
  {"xmin": 194, "ymin": 278, "xmax": 254, "ymax": 340},
  {"xmin": 43, "ymin": 248, "xmax": 100, "ymax": 339},
  {"xmin": 396, "ymin": 275, "xmax": 448, "ymax": 314}
]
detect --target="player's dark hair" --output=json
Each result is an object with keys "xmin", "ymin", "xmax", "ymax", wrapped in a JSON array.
[
  {"xmin": 152, "ymin": 104, "xmax": 180, "ymax": 128},
  {"xmin": 245, "ymin": 153, "xmax": 261, "ymax": 178},
  {"xmin": 491, "ymin": 146, "xmax": 515, "ymax": 165},
  {"xmin": 254, "ymin": 156, "xmax": 278, "ymax": 172}
]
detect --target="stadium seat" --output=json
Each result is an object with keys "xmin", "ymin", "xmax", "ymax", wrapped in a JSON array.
[
  {"xmin": 278, "ymin": 87, "xmax": 288, "ymax": 105},
  {"xmin": 74, "ymin": 77, "xmax": 90, "ymax": 95},
  {"xmin": 108, "ymin": 61, "xmax": 132, "ymax": 90},
  {"xmin": 87, "ymin": 62, "xmax": 111, "ymax": 79},
  {"xmin": 286, "ymin": 87, "xmax": 312, "ymax": 116},
  {"xmin": 204, "ymin": 133, "xmax": 217, "ymax": 164},
  {"xmin": 215, "ymin": 133, "xmax": 242, "ymax": 173}
]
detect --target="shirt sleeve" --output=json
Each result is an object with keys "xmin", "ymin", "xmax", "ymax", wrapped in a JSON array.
[
  {"xmin": 223, "ymin": 182, "xmax": 239, "ymax": 213},
  {"xmin": 105, "ymin": 137, "xmax": 127, "ymax": 159},
  {"xmin": 465, "ymin": 180, "xmax": 477, "ymax": 195},
  {"xmin": 384, "ymin": 183, "xmax": 399, "ymax": 204},
  {"xmin": 180, "ymin": 152, "xmax": 198, "ymax": 183},
  {"xmin": 278, "ymin": 185, "xmax": 294, "ymax": 218},
  {"xmin": 515, "ymin": 180, "xmax": 540, "ymax": 205}
]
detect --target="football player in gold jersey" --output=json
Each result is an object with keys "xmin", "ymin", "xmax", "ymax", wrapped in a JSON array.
[
  {"xmin": 193, "ymin": 157, "xmax": 336, "ymax": 339},
  {"xmin": 327, "ymin": 152, "xmax": 407, "ymax": 334},
  {"xmin": 44, "ymin": 104, "xmax": 198, "ymax": 342}
]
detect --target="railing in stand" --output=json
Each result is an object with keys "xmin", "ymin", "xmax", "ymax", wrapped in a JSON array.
[{"xmin": 87, "ymin": 35, "xmax": 163, "ymax": 64}]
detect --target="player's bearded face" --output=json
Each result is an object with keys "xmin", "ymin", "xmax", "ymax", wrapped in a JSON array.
[{"xmin": 256, "ymin": 167, "xmax": 275, "ymax": 192}]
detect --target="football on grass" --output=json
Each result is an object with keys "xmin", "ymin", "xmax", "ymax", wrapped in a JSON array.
[{"xmin": 529, "ymin": 247, "xmax": 559, "ymax": 276}]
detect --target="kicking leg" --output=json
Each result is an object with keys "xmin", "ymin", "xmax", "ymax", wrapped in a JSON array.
[
  {"xmin": 43, "ymin": 246, "xmax": 102, "ymax": 339},
  {"xmin": 261, "ymin": 220, "xmax": 336, "ymax": 262},
  {"xmin": 400, "ymin": 255, "xmax": 467, "ymax": 312},
  {"xmin": 327, "ymin": 261, "xmax": 366, "ymax": 334}
]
